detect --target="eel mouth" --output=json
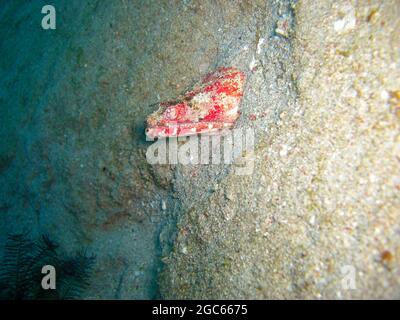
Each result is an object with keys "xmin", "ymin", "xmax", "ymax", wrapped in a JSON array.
[{"xmin": 145, "ymin": 122, "xmax": 234, "ymax": 139}]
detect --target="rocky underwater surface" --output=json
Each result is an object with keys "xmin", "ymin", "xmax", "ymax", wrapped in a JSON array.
[{"xmin": 0, "ymin": 0, "xmax": 399, "ymax": 299}]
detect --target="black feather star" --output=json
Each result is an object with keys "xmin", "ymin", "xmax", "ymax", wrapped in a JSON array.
[{"xmin": 0, "ymin": 232, "xmax": 95, "ymax": 300}]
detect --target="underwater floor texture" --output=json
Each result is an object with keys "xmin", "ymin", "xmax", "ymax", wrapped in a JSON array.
[{"xmin": 0, "ymin": 0, "xmax": 399, "ymax": 299}]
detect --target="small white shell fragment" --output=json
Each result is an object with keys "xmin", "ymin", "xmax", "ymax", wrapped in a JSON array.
[
  {"xmin": 380, "ymin": 90, "xmax": 390, "ymax": 100},
  {"xmin": 279, "ymin": 145, "xmax": 289, "ymax": 158},
  {"xmin": 333, "ymin": 5, "xmax": 356, "ymax": 33},
  {"xmin": 161, "ymin": 199, "xmax": 167, "ymax": 211},
  {"xmin": 180, "ymin": 245, "xmax": 188, "ymax": 255},
  {"xmin": 257, "ymin": 37, "xmax": 265, "ymax": 54},
  {"xmin": 249, "ymin": 55, "xmax": 257, "ymax": 70}
]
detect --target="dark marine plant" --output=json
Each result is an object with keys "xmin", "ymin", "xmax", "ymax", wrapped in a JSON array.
[{"xmin": 0, "ymin": 232, "xmax": 95, "ymax": 300}]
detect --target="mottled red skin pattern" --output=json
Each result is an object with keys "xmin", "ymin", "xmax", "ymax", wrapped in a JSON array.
[{"xmin": 146, "ymin": 67, "xmax": 245, "ymax": 139}]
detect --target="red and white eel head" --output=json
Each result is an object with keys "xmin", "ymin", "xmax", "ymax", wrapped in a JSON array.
[{"xmin": 145, "ymin": 67, "xmax": 246, "ymax": 139}]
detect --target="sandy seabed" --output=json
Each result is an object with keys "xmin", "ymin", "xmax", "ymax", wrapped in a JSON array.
[{"xmin": 0, "ymin": 0, "xmax": 399, "ymax": 299}]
